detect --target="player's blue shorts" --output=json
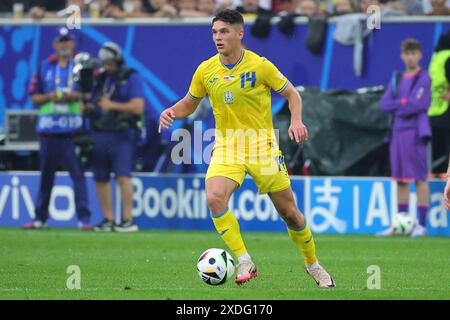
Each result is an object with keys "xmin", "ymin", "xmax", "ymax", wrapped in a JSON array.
[{"xmin": 91, "ymin": 130, "xmax": 137, "ymax": 181}]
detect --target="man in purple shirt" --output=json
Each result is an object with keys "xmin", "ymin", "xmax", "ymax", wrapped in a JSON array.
[{"xmin": 378, "ymin": 39, "xmax": 432, "ymax": 237}]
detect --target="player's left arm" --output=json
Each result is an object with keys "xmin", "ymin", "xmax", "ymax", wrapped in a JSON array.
[
  {"xmin": 279, "ymin": 82, "xmax": 308, "ymax": 144},
  {"xmin": 261, "ymin": 58, "xmax": 308, "ymax": 144}
]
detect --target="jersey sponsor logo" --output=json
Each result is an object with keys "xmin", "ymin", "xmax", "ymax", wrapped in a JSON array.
[
  {"xmin": 209, "ymin": 77, "xmax": 219, "ymax": 84},
  {"xmin": 224, "ymin": 91, "xmax": 234, "ymax": 104}
]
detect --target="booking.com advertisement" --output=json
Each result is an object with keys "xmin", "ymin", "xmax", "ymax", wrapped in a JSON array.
[{"xmin": 0, "ymin": 172, "xmax": 448, "ymax": 236}]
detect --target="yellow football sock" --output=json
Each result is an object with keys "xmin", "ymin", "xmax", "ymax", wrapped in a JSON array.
[
  {"xmin": 287, "ymin": 223, "xmax": 318, "ymax": 266},
  {"xmin": 211, "ymin": 208, "xmax": 248, "ymax": 257}
]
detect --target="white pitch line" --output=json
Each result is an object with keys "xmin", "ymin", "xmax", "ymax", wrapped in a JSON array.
[{"xmin": 8, "ymin": 232, "xmax": 450, "ymax": 244}]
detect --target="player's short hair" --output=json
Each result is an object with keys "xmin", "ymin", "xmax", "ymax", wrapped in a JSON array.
[
  {"xmin": 212, "ymin": 9, "xmax": 244, "ymax": 26},
  {"xmin": 401, "ymin": 38, "xmax": 422, "ymax": 53}
]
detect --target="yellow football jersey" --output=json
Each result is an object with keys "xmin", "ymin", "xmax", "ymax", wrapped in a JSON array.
[{"xmin": 188, "ymin": 49, "xmax": 288, "ymax": 158}]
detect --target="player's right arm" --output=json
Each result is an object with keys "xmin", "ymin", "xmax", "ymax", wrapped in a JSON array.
[
  {"xmin": 159, "ymin": 62, "xmax": 206, "ymax": 133},
  {"xmin": 158, "ymin": 95, "xmax": 201, "ymax": 132}
]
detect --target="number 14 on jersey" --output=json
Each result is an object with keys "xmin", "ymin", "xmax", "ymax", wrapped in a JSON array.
[{"xmin": 240, "ymin": 72, "xmax": 256, "ymax": 88}]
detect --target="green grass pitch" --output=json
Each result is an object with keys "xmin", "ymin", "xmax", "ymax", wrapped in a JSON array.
[{"xmin": 0, "ymin": 227, "xmax": 449, "ymax": 300}]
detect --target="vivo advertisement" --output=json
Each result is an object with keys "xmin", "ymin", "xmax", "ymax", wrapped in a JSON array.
[{"xmin": 0, "ymin": 172, "xmax": 448, "ymax": 236}]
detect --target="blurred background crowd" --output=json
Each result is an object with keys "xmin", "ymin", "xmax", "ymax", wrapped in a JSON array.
[{"xmin": 0, "ymin": 0, "xmax": 449, "ymax": 20}]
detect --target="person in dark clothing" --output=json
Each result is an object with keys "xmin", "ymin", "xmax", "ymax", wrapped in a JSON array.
[
  {"xmin": 236, "ymin": 0, "xmax": 274, "ymax": 17},
  {"xmin": 0, "ymin": 1, "xmax": 64, "ymax": 12},
  {"xmin": 23, "ymin": 28, "xmax": 92, "ymax": 230},
  {"xmin": 85, "ymin": 42, "xmax": 145, "ymax": 233}
]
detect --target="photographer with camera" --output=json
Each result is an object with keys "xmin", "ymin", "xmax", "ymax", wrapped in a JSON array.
[
  {"xmin": 23, "ymin": 27, "xmax": 92, "ymax": 230},
  {"xmin": 84, "ymin": 42, "xmax": 145, "ymax": 232}
]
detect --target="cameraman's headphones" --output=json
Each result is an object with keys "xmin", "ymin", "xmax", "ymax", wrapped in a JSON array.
[{"xmin": 98, "ymin": 42, "xmax": 124, "ymax": 66}]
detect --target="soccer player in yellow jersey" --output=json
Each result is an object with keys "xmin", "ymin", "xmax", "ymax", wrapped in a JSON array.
[{"xmin": 159, "ymin": 9, "xmax": 335, "ymax": 287}]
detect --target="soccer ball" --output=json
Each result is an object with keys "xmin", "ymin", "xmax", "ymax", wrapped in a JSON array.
[
  {"xmin": 392, "ymin": 213, "xmax": 416, "ymax": 235},
  {"xmin": 197, "ymin": 248, "xmax": 235, "ymax": 285}
]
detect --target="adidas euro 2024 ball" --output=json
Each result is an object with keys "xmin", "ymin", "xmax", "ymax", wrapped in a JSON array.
[
  {"xmin": 392, "ymin": 213, "xmax": 416, "ymax": 235},
  {"xmin": 197, "ymin": 248, "xmax": 235, "ymax": 285}
]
